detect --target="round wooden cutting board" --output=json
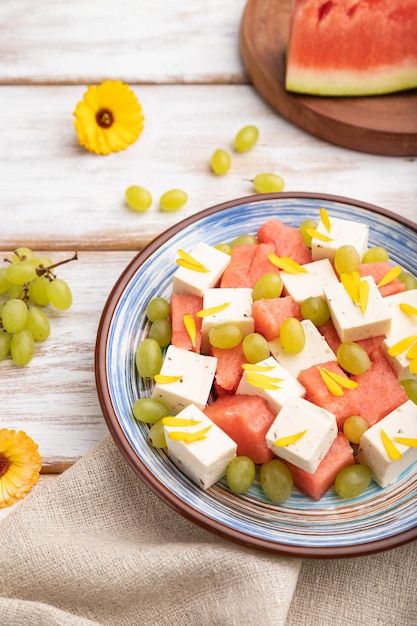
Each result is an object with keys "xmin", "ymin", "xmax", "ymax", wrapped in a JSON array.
[{"xmin": 240, "ymin": 0, "xmax": 417, "ymax": 156}]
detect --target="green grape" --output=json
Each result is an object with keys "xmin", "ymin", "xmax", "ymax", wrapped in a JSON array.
[
  {"xmin": 148, "ymin": 419, "xmax": 167, "ymax": 448},
  {"xmin": 398, "ymin": 271, "xmax": 417, "ymax": 290},
  {"xmin": 214, "ymin": 243, "xmax": 232, "ymax": 255},
  {"xmin": 2, "ymin": 298, "xmax": 28, "ymax": 333},
  {"xmin": 334, "ymin": 245, "xmax": 360, "ymax": 275},
  {"xmin": 210, "ymin": 148, "xmax": 231, "ymax": 175},
  {"xmin": 10, "ymin": 329, "xmax": 34, "ymax": 365},
  {"xmin": 11, "ymin": 247, "xmax": 34, "ymax": 262},
  {"xmin": 32, "ymin": 255, "xmax": 53, "ymax": 270},
  {"xmin": 0, "ymin": 268, "xmax": 11, "ymax": 295},
  {"xmin": 260, "ymin": 459, "xmax": 293, "ymax": 502},
  {"xmin": 299, "ymin": 219, "xmax": 318, "ymax": 247},
  {"xmin": 242, "ymin": 333, "xmax": 270, "ymax": 363},
  {"xmin": 133, "ymin": 397, "xmax": 169, "ymax": 424},
  {"xmin": 135, "ymin": 337, "xmax": 163, "ymax": 379},
  {"xmin": 29, "ymin": 275, "xmax": 50, "ymax": 306},
  {"xmin": 252, "ymin": 273, "xmax": 283, "ymax": 301},
  {"xmin": 160, "ymin": 189, "xmax": 188, "ymax": 212},
  {"xmin": 5, "ymin": 260, "xmax": 36, "ymax": 285},
  {"xmin": 226, "ymin": 456, "xmax": 256, "ymax": 493},
  {"xmin": 46, "ymin": 278, "xmax": 72, "ymax": 310},
  {"xmin": 0, "ymin": 331, "xmax": 11, "ymax": 361},
  {"xmin": 125, "ymin": 185, "xmax": 152, "ymax": 212},
  {"xmin": 234, "ymin": 125, "xmax": 259, "ymax": 152},
  {"xmin": 208, "ymin": 323, "xmax": 242, "ymax": 349},
  {"xmin": 8, "ymin": 283, "xmax": 23, "ymax": 299},
  {"xmin": 146, "ymin": 297, "xmax": 170, "ymax": 322},
  {"xmin": 334, "ymin": 464, "xmax": 373, "ymax": 499},
  {"xmin": 280, "ymin": 317, "xmax": 305, "ymax": 354},
  {"xmin": 337, "ymin": 342, "xmax": 371, "ymax": 375},
  {"xmin": 343, "ymin": 415, "xmax": 369, "ymax": 444},
  {"xmin": 25, "ymin": 306, "xmax": 51, "ymax": 342},
  {"xmin": 148, "ymin": 319, "xmax": 172, "ymax": 347},
  {"xmin": 300, "ymin": 296, "xmax": 330, "ymax": 327},
  {"xmin": 253, "ymin": 173, "xmax": 285, "ymax": 194},
  {"xmin": 230, "ymin": 234, "xmax": 258, "ymax": 248},
  {"xmin": 362, "ymin": 246, "xmax": 389, "ymax": 263},
  {"xmin": 401, "ymin": 379, "xmax": 417, "ymax": 405}
]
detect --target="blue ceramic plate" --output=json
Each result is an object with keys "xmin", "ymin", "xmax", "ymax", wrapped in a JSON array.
[{"xmin": 95, "ymin": 193, "xmax": 417, "ymax": 558}]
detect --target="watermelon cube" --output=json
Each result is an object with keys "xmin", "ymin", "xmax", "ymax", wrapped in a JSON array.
[
  {"xmin": 220, "ymin": 245, "xmax": 256, "ymax": 288},
  {"xmin": 210, "ymin": 343, "xmax": 246, "ymax": 396},
  {"xmin": 359, "ymin": 262, "xmax": 406, "ymax": 297},
  {"xmin": 170, "ymin": 293, "xmax": 203, "ymax": 353},
  {"xmin": 257, "ymin": 219, "xmax": 312, "ymax": 265},
  {"xmin": 252, "ymin": 296, "xmax": 302, "ymax": 341}
]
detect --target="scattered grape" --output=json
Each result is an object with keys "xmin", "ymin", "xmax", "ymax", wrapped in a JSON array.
[
  {"xmin": 208, "ymin": 323, "xmax": 242, "ymax": 349},
  {"xmin": 133, "ymin": 397, "xmax": 169, "ymax": 424},
  {"xmin": 0, "ymin": 331, "xmax": 11, "ymax": 361},
  {"xmin": 160, "ymin": 189, "xmax": 188, "ymax": 212},
  {"xmin": 148, "ymin": 318, "xmax": 172, "ymax": 347},
  {"xmin": 398, "ymin": 271, "xmax": 417, "ymax": 290},
  {"xmin": 299, "ymin": 219, "xmax": 318, "ymax": 247},
  {"xmin": 148, "ymin": 420, "xmax": 167, "ymax": 448},
  {"xmin": 337, "ymin": 342, "xmax": 371, "ymax": 376},
  {"xmin": 47, "ymin": 278, "xmax": 72, "ymax": 310},
  {"xmin": 334, "ymin": 245, "xmax": 360, "ymax": 275},
  {"xmin": 125, "ymin": 185, "xmax": 152, "ymax": 212},
  {"xmin": 210, "ymin": 149, "xmax": 231, "ymax": 175},
  {"xmin": 242, "ymin": 333, "xmax": 270, "ymax": 363},
  {"xmin": 234, "ymin": 125, "xmax": 259, "ymax": 152},
  {"xmin": 300, "ymin": 296, "xmax": 330, "ymax": 327},
  {"xmin": 334, "ymin": 464, "xmax": 373, "ymax": 499},
  {"xmin": 146, "ymin": 297, "xmax": 170, "ymax": 322},
  {"xmin": 5, "ymin": 260, "xmax": 36, "ymax": 285},
  {"xmin": 11, "ymin": 247, "xmax": 34, "ymax": 263},
  {"xmin": 253, "ymin": 173, "xmax": 285, "ymax": 194},
  {"xmin": 230, "ymin": 234, "xmax": 258, "ymax": 248},
  {"xmin": 260, "ymin": 459, "xmax": 293, "ymax": 502},
  {"xmin": 214, "ymin": 243, "xmax": 232, "ymax": 255},
  {"xmin": 252, "ymin": 273, "xmax": 283, "ymax": 301},
  {"xmin": 29, "ymin": 275, "xmax": 50, "ymax": 306},
  {"xmin": 2, "ymin": 298, "xmax": 28, "ymax": 333},
  {"xmin": 226, "ymin": 456, "xmax": 256, "ymax": 493},
  {"xmin": 280, "ymin": 317, "xmax": 305, "ymax": 354},
  {"xmin": 362, "ymin": 246, "xmax": 389, "ymax": 263},
  {"xmin": 343, "ymin": 415, "xmax": 369, "ymax": 444},
  {"xmin": 135, "ymin": 338, "xmax": 163, "ymax": 379},
  {"xmin": 10, "ymin": 329, "xmax": 34, "ymax": 365},
  {"xmin": 25, "ymin": 307, "xmax": 51, "ymax": 342},
  {"xmin": 401, "ymin": 379, "xmax": 417, "ymax": 405}
]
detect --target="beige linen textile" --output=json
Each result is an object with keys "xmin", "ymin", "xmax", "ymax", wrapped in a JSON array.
[{"xmin": 0, "ymin": 434, "xmax": 416, "ymax": 626}]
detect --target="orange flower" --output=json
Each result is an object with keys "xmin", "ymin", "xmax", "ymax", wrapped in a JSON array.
[
  {"xmin": 73, "ymin": 80, "xmax": 144, "ymax": 155},
  {"xmin": 0, "ymin": 429, "xmax": 42, "ymax": 507}
]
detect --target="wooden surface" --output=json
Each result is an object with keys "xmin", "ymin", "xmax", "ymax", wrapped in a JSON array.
[
  {"xmin": 0, "ymin": 0, "xmax": 416, "ymax": 521},
  {"xmin": 240, "ymin": 0, "xmax": 417, "ymax": 156}
]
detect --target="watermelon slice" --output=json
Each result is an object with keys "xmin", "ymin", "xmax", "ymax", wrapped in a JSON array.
[
  {"xmin": 170, "ymin": 293, "xmax": 203, "ymax": 353},
  {"xmin": 210, "ymin": 343, "xmax": 246, "ymax": 396},
  {"xmin": 285, "ymin": 0, "xmax": 417, "ymax": 96}
]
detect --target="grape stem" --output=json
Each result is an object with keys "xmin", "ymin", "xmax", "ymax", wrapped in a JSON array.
[{"xmin": 36, "ymin": 252, "xmax": 78, "ymax": 279}]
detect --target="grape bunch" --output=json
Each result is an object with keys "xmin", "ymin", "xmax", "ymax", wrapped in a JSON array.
[{"xmin": 0, "ymin": 247, "xmax": 76, "ymax": 365}]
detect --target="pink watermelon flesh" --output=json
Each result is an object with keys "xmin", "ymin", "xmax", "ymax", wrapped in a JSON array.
[
  {"xmin": 257, "ymin": 219, "xmax": 312, "ymax": 265},
  {"xmin": 170, "ymin": 293, "xmax": 203, "ymax": 353},
  {"xmin": 220, "ymin": 245, "xmax": 256, "ymax": 288},
  {"xmin": 210, "ymin": 343, "xmax": 246, "ymax": 396},
  {"xmin": 358, "ymin": 262, "xmax": 406, "ymax": 297},
  {"xmin": 285, "ymin": 0, "xmax": 417, "ymax": 96},
  {"xmin": 252, "ymin": 296, "xmax": 302, "ymax": 341},
  {"xmin": 204, "ymin": 395, "xmax": 276, "ymax": 464}
]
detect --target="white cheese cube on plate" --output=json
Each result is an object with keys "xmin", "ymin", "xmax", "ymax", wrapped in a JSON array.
[
  {"xmin": 151, "ymin": 345, "xmax": 217, "ymax": 413},
  {"xmin": 324, "ymin": 276, "xmax": 391, "ymax": 342},
  {"xmin": 200, "ymin": 287, "xmax": 254, "ymax": 353},
  {"xmin": 163, "ymin": 404, "xmax": 237, "ymax": 490},
  {"xmin": 265, "ymin": 397, "xmax": 337, "ymax": 474},
  {"xmin": 172, "ymin": 242, "xmax": 230, "ymax": 296},
  {"xmin": 236, "ymin": 356, "xmax": 305, "ymax": 414},
  {"xmin": 382, "ymin": 324, "xmax": 417, "ymax": 381},
  {"xmin": 280, "ymin": 258, "xmax": 340, "ymax": 303},
  {"xmin": 269, "ymin": 319, "xmax": 337, "ymax": 378},
  {"xmin": 311, "ymin": 216, "xmax": 369, "ymax": 263},
  {"xmin": 383, "ymin": 289, "xmax": 417, "ymax": 339},
  {"xmin": 357, "ymin": 400, "xmax": 417, "ymax": 488}
]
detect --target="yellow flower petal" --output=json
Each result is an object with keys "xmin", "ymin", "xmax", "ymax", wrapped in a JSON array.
[
  {"xmin": 359, "ymin": 278, "xmax": 369, "ymax": 313},
  {"xmin": 176, "ymin": 250, "xmax": 209, "ymax": 273},
  {"xmin": 241, "ymin": 363, "xmax": 275, "ymax": 372},
  {"xmin": 381, "ymin": 429, "xmax": 402, "ymax": 460},
  {"xmin": 399, "ymin": 303, "xmax": 417, "ymax": 316},
  {"xmin": 196, "ymin": 302, "xmax": 231, "ymax": 317},
  {"xmin": 268, "ymin": 254, "xmax": 307, "ymax": 274},
  {"xmin": 273, "ymin": 430, "xmax": 307, "ymax": 447},
  {"xmin": 0, "ymin": 429, "xmax": 42, "ymax": 508},
  {"xmin": 318, "ymin": 367, "xmax": 344, "ymax": 396},
  {"xmin": 393, "ymin": 436, "xmax": 417, "ymax": 448},
  {"xmin": 183, "ymin": 314, "xmax": 196, "ymax": 348},
  {"xmin": 245, "ymin": 372, "xmax": 283, "ymax": 390},
  {"xmin": 387, "ymin": 335, "xmax": 417, "ymax": 357},
  {"xmin": 154, "ymin": 374, "xmax": 183, "ymax": 384},
  {"xmin": 306, "ymin": 228, "xmax": 333, "ymax": 242},
  {"xmin": 162, "ymin": 417, "xmax": 201, "ymax": 427},
  {"xmin": 377, "ymin": 266, "xmax": 402, "ymax": 287},
  {"xmin": 168, "ymin": 425, "xmax": 212, "ymax": 443},
  {"xmin": 320, "ymin": 207, "xmax": 331, "ymax": 233},
  {"xmin": 406, "ymin": 341, "xmax": 417, "ymax": 359}
]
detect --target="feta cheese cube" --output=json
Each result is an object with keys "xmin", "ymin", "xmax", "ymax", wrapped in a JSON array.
[
  {"xmin": 382, "ymin": 324, "xmax": 417, "ymax": 381},
  {"xmin": 269, "ymin": 319, "xmax": 337, "ymax": 378},
  {"xmin": 151, "ymin": 345, "xmax": 217, "ymax": 413},
  {"xmin": 163, "ymin": 404, "xmax": 237, "ymax": 490},
  {"xmin": 200, "ymin": 287, "xmax": 254, "ymax": 353},
  {"xmin": 324, "ymin": 276, "xmax": 391, "ymax": 342},
  {"xmin": 236, "ymin": 356, "xmax": 305, "ymax": 414},
  {"xmin": 383, "ymin": 289, "xmax": 417, "ymax": 339},
  {"xmin": 311, "ymin": 216, "xmax": 369, "ymax": 263},
  {"xmin": 265, "ymin": 397, "xmax": 337, "ymax": 474},
  {"xmin": 280, "ymin": 259, "xmax": 340, "ymax": 303},
  {"xmin": 357, "ymin": 400, "xmax": 417, "ymax": 488},
  {"xmin": 172, "ymin": 242, "xmax": 230, "ymax": 296}
]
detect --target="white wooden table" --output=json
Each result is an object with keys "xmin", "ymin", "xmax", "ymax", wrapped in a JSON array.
[{"xmin": 1, "ymin": 0, "xmax": 416, "ymax": 519}]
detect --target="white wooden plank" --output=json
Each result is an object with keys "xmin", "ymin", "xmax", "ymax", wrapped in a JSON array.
[
  {"xmin": 0, "ymin": 0, "xmax": 247, "ymax": 84},
  {"xmin": 1, "ymin": 84, "xmax": 415, "ymax": 253}
]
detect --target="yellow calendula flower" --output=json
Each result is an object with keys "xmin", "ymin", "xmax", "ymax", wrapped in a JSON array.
[
  {"xmin": 0, "ymin": 429, "xmax": 42, "ymax": 508},
  {"xmin": 73, "ymin": 80, "xmax": 144, "ymax": 155}
]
